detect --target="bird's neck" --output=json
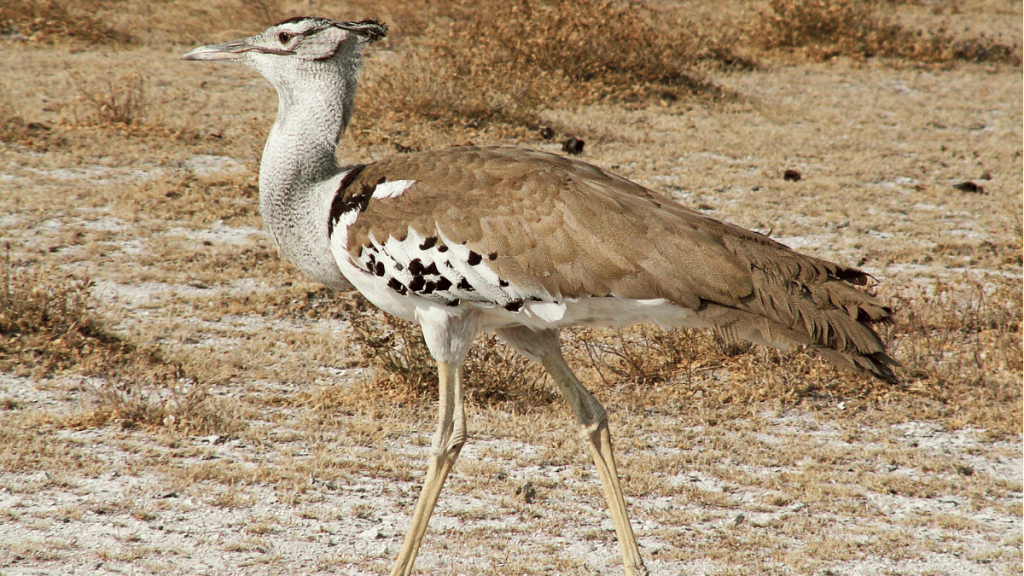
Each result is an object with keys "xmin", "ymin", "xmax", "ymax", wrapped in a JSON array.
[
  {"xmin": 260, "ymin": 70, "xmax": 355, "ymax": 211},
  {"xmin": 257, "ymin": 67, "xmax": 358, "ymax": 289}
]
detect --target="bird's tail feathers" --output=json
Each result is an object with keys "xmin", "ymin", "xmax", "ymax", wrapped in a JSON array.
[{"xmin": 697, "ymin": 268, "xmax": 899, "ymax": 384}]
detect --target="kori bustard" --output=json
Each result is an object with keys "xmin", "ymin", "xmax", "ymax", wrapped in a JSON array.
[{"xmin": 183, "ymin": 17, "xmax": 897, "ymax": 576}]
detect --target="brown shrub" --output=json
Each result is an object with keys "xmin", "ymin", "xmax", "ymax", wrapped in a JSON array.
[
  {"xmin": 0, "ymin": 0, "xmax": 131, "ymax": 43},
  {"xmin": 354, "ymin": 0, "xmax": 722, "ymax": 141},
  {"xmin": 756, "ymin": 0, "xmax": 878, "ymax": 51},
  {"xmin": 438, "ymin": 0, "xmax": 717, "ymax": 100},
  {"xmin": 750, "ymin": 0, "xmax": 1021, "ymax": 64}
]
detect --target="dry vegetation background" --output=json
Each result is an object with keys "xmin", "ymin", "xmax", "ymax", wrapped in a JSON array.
[{"xmin": 0, "ymin": 0, "xmax": 1021, "ymax": 574}]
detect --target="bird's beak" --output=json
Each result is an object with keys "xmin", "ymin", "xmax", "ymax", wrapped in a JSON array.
[{"xmin": 181, "ymin": 39, "xmax": 251, "ymax": 61}]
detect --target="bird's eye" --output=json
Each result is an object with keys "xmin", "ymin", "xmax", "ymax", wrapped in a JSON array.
[{"xmin": 278, "ymin": 32, "xmax": 293, "ymax": 44}]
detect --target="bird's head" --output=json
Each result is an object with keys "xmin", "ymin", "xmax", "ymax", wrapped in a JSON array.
[{"xmin": 182, "ymin": 17, "xmax": 387, "ymax": 81}]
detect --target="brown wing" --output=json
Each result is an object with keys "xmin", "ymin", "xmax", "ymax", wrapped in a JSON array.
[
  {"xmin": 339, "ymin": 146, "xmax": 897, "ymax": 382},
  {"xmin": 344, "ymin": 147, "xmax": 750, "ymax": 302}
]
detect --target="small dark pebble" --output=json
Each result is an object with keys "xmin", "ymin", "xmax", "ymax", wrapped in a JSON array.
[
  {"xmin": 540, "ymin": 126, "xmax": 555, "ymax": 139},
  {"xmin": 783, "ymin": 169, "xmax": 802, "ymax": 182},
  {"xmin": 562, "ymin": 137, "xmax": 585, "ymax": 155},
  {"xmin": 954, "ymin": 181, "xmax": 987, "ymax": 194}
]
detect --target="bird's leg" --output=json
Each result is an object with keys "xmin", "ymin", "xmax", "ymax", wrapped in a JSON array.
[
  {"xmin": 541, "ymin": 349, "xmax": 649, "ymax": 576},
  {"xmin": 497, "ymin": 327, "xmax": 648, "ymax": 576},
  {"xmin": 390, "ymin": 360, "xmax": 466, "ymax": 576}
]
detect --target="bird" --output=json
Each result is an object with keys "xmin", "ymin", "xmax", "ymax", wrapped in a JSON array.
[{"xmin": 182, "ymin": 16, "xmax": 897, "ymax": 576}]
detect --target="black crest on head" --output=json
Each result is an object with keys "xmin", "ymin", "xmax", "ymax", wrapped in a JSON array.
[
  {"xmin": 273, "ymin": 17, "xmax": 387, "ymax": 44},
  {"xmin": 337, "ymin": 18, "xmax": 388, "ymax": 43}
]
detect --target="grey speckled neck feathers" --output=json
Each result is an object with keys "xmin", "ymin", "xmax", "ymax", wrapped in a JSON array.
[{"xmin": 255, "ymin": 55, "xmax": 357, "ymax": 289}]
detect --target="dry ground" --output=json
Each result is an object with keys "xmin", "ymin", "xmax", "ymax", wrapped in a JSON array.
[{"xmin": 0, "ymin": 1, "xmax": 1021, "ymax": 575}]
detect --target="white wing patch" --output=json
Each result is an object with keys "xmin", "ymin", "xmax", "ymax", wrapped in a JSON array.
[
  {"xmin": 347, "ymin": 224, "xmax": 559, "ymax": 315},
  {"xmin": 371, "ymin": 179, "xmax": 416, "ymax": 200}
]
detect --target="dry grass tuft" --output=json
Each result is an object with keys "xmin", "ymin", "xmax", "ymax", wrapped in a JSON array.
[
  {"xmin": 57, "ymin": 66, "xmax": 211, "ymax": 142},
  {"xmin": 66, "ymin": 69, "xmax": 148, "ymax": 127},
  {"xmin": 0, "ymin": 248, "xmax": 146, "ymax": 378},
  {"xmin": 882, "ymin": 280, "xmax": 1023, "ymax": 433},
  {"xmin": 344, "ymin": 296, "xmax": 436, "ymax": 402},
  {"xmin": 570, "ymin": 325, "xmax": 714, "ymax": 388},
  {"xmin": 0, "ymin": 249, "xmax": 245, "ymax": 435},
  {"xmin": 751, "ymin": 0, "xmax": 1021, "ymax": 64},
  {"xmin": 0, "ymin": 0, "xmax": 132, "ymax": 44},
  {"xmin": 0, "ymin": 89, "xmax": 28, "ymax": 142},
  {"xmin": 63, "ymin": 366, "xmax": 247, "ymax": 436},
  {"xmin": 341, "ymin": 295, "xmax": 553, "ymax": 409}
]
